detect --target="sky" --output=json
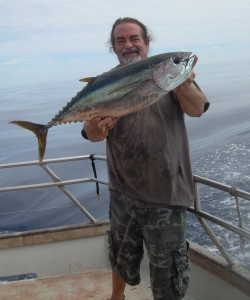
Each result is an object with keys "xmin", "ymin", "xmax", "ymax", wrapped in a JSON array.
[{"xmin": 0, "ymin": 0, "xmax": 250, "ymax": 88}]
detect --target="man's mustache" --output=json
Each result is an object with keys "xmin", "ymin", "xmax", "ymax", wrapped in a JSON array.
[{"xmin": 121, "ymin": 48, "xmax": 139, "ymax": 55}]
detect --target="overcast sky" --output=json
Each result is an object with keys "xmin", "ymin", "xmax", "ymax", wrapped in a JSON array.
[{"xmin": 0, "ymin": 0, "xmax": 249, "ymax": 88}]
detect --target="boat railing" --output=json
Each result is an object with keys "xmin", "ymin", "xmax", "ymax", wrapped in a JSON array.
[
  {"xmin": 0, "ymin": 155, "xmax": 108, "ymax": 223},
  {"xmin": 190, "ymin": 175, "xmax": 250, "ymax": 266},
  {"xmin": 0, "ymin": 154, "xmax": 249, "ymax": 268}
]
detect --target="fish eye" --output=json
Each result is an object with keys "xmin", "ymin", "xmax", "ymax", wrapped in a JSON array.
[{"xmin": 173, "ymin": 56, "xmax": 182, "ymax": 64}]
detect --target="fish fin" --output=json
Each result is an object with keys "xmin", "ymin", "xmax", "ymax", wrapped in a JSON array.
[
  {"xmin": 9, "ymin": 120, "xmax": 48, "ymax": 162},
  {"xmin": 79, "ymin": 77, "xmax": 97, "ymax": 83},
  {"xmin": 101, "ymin": 126, "xmax": 107, "ymax": 136}
]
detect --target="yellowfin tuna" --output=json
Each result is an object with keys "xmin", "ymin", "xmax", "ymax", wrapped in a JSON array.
[{"xmin": 10, "ymin": 52, "xmax": 197, "ymax": 161}]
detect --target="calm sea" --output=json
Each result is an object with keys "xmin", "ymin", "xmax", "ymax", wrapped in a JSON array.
[{"xmin": 0, "ymin": 60, "xmax": 250, "ymax": 268}]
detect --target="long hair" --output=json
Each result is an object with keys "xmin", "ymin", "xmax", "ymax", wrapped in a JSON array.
[{"xmin": 109, "ymin": 17, "xmax": 152, "ymax": 51}]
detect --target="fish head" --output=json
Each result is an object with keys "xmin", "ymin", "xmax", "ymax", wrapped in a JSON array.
[{"xmin": 152, "ymin": 52, "xmax": 197, "ymax": 91}]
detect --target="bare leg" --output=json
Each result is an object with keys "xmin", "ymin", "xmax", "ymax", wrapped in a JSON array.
[{"xmin": 109, "ymin": 270, "xmax": 126, "ymax": 300}]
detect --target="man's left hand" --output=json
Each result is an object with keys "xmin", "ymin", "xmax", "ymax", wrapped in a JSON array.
[{"xmin": 173, "ymin": 71, "xmax": 196, "ymax": 94}]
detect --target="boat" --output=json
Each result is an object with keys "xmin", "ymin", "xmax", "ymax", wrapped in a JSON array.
[{"xmin": 0, "ymin": 154, "xmax": 249, "ymax": 299}]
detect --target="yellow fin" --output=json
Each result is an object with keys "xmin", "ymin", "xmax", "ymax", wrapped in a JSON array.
[
  {"xmin": 101, "ymin": 126, "xmax": 107, "ymax": 136},
  {"xmin": 79, "ymin": 77, "xmax": 97, "ymax": 83}
]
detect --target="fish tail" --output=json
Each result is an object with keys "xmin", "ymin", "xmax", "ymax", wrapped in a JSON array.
[{"xmin": 9, "ymin": 120, "xmax": 48, "ymax": 161}]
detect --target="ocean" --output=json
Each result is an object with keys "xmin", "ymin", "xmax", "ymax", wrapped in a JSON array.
[{"xmin": 0, "ymin": 60, "xmax": 250, "ymax": 269}]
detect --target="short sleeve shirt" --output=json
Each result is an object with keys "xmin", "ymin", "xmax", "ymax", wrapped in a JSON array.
[{"xmin": 106, "ymin": 92, "xmax": 195, "ymax": 208}]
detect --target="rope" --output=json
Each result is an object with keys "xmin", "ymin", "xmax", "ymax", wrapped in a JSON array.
[{"xmin": 89, "ymin": 154, "xmax": 100, "ymax": 200}]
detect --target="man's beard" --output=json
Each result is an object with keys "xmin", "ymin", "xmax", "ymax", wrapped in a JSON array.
[{"xmin": 121, "ymin": 48, "xmax": 142, "ymax": 65}]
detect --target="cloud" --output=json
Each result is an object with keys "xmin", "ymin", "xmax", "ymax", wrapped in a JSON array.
[
  {"xmin": 0, "ymin": 60, "xmax": 21, "ymax": 66},
  {"xmin": 0, "ymin": 0, "xmax": 249, "ymax": 87}
]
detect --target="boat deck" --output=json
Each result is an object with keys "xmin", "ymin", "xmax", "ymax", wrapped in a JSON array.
[
  {"xmin": 0, "ymin": 269, "xmax": 153, "ymax": 300},
  {"xmin": 0, "ymin": 156, "xmax": 250, "ymax": 300}
]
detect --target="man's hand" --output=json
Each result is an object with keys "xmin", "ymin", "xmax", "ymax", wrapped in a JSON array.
[
  {"xmin": 83, "ymin": 116, "xmax": 119, "ymax": 142},
  {"xmin": 173, "ymin": 71, "xmax": 196, "ymax": 93},
  {"xmin": 91, "ymin": 116, "xmax": 119, "ymax": 131},
  {"xmin": 172, "ymin": 70, "xmax": 208, "ymax": 117}
]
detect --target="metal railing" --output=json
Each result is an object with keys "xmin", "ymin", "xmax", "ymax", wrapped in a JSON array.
[
  {"xmin": 190, "ymin": 175, "xmax": 250, "ymax": 266},
  {"xmin": 0, "ymin": 155, "xmax": 108, "ymax": 223},
  {"xmin": 0, "ymin": 154, "xmax": 250, "ymax": 267}
]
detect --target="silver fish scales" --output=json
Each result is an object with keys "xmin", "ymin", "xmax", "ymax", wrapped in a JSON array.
[{"xmin": 9, "ymin": 52, "xmax": 197, "ymax": 161}]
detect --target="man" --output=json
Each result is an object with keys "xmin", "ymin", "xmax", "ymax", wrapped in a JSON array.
[{"xmin": 82, "ymin": 17, "xmax": 209, "ymax": 300}]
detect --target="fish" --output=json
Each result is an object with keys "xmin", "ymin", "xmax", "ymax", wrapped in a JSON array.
[{"xmin": 9, "ymin": 51, "xmax": 197, "ymax": 161}]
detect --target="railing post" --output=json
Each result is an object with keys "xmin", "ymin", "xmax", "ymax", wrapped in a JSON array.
[
  {"xmin": 40, "ymin": 164, "xmax": 97, "ymax": 223},
  {"xmin": 192, "ymin": 178, "xmax": 235, "ymax": 267}
]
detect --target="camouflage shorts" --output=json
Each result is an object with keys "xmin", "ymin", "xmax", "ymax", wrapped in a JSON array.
[{"xmin": 107, "ymin": 190, "xmax": 190, "ymax": 300}]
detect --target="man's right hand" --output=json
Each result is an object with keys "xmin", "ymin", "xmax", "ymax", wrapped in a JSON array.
[
  {"xmin": 83, "ymin": 116, "xmax": 119, "ymax": 142},
  {"xmin": 92, "ymin": 117, "xmax": 119, "ymax": 131}
]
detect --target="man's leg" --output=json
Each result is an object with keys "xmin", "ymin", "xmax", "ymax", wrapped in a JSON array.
[
  {"xmin": 143, "ymin": 207, "xmax": 189, "ymax": 300},
  {"xmin": 108, "ymin": 191, "xmax": 143, "ymax": 299},
  {"xmin": 110, "ymin": 270, "xmax": 126, "ymax": 300}
]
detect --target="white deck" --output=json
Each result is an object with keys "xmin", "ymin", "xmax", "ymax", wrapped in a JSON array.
[
  {"xmin": 0, "ymin": 222, "xmax": 249, "ymax": 300},
  {"xmin": 1, "ymin": 266, "xmax": 249, "ymax": 300},
  {"xmin": 0, "ymin": 269, "xmax": 153, "ymax": 300}
]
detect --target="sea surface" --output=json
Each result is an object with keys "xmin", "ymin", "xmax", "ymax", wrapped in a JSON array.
[{"xmin": 0, "ymin": 60, "xmax": 250, "ymax": 269}]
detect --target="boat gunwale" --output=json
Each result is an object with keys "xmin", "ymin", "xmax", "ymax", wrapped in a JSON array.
[
  {"xmin": 0, "ymin": 221, "xmax": 110, "ymax": 249},
  {"xmin": 189, "ymin": 241, "xmax": 250, "ymax": 296}
]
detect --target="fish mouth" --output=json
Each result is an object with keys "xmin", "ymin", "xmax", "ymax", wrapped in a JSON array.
[
  {"xmin": 186, "ymin": 53, "xmax": 197, "ymax": 68},
  {"xmin": 177, "ymin": 53, "xmax": 197, "ymax": 69}
]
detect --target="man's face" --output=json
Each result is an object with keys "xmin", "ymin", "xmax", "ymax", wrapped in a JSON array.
[{"xmin": 113, "ymin": 22, "xmax": 149, "ymax": 65}]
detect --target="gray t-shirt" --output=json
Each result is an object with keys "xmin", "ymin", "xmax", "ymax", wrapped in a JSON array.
[{"xmin": 106, "ymin": 92, "xmax": 198, "ymax": 208}]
